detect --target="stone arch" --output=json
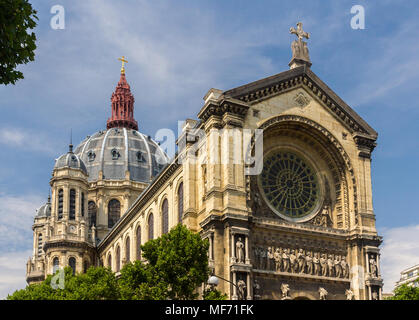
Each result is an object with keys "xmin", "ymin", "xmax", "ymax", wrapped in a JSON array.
[{"xmin": 254, "ymin": 115, "xmax": 358, "ymax": 230}]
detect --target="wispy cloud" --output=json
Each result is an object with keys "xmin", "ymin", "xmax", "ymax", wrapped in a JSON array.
[
  {"xmin": 0, "ymin": 128, "xmax": 59, "ymax": 155},
  {"xmin": 0, "ymin": 250, "xmax": 32, "ymax": 299},
  {"xmin": 380, "ymin": 225, "xmax": 419, "ymax": 293}
]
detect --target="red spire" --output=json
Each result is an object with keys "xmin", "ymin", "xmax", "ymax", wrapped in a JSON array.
[{"xmin": 107, "ymin": 69, "xmax": 138, "ymax": 131}]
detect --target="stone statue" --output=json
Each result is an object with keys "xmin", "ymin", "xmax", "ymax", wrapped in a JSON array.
[
  {"xmin": 345, "ymin": 289, "xmax": 355, "ymax": 300},
  {"xmin": 290, "ymin": 249, "xmax": 298, "ymax": 273},
  {"xmin": 237, "ymin": 279, "xmax": 247, "ymax": 300},
  {"xmin": 289, "ymin": 22, "xmax": 311, "ymax": 67},
  {"xmin": 369, "ymin": 255, "xmax": 378, "ymax": 278},
  {"xmin": 313, "ymin": 252, "xmax": 320, "ymax": 276},
  {"xmin": 282, "ymin": 249, "xmax": 290, "ymax": 273},
  {"xmin": 327, "ymin": 254, "xmax": 334, "ymax": 278},
  {"xmin": 320, "ymin": 254, "xmax": 327, "ymax": 277},
  {"xmin": 274, "ymin": 248, "xmax": 282, "ymax": 272},
  {"xmin": 280, "ymin": 283, "xmax": 290, "ymax": 299},
  {"xmin": 305, "ymin": 252, "xmax": 313, "ymax": 275},
  {"xmin": 259, "ymin": 246, "xmax": 267, "ymax": 270},
  {"xmin": 297, "ymin": 249, "xmax": 306, "ymax": 273},
  {"xmin": 236, "ymin": 237, "xmax": 245, "ymax": 264},
  {"xmin": 267, "ymin": 247, "xmax": 275, "ymax": 271},
  {"xmin": 253, "ymin": 279, "xmax": 261, "ymax": 299},
  {"xmin": 371, "ymin": 290, "xmax": 378, "ymax": 300},
  {"xmin": 341, "ymin": 256, "xmax": 349, "ymax": 278},
  {"xmin": 334, "ymin": 255, "xmax": 342, "ymax": 278},
  {"xmin": 319, "ymin": 287, "xmax": 328, "ymax": 300}
]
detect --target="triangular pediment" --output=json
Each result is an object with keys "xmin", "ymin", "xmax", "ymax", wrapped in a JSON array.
[{"xmin": 223, "ymin": 66, "xmax": 377, "ymax": 139}]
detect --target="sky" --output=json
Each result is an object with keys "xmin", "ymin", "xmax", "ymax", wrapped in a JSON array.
[{"xmin": 1, "ymin": 0, "xmax": 419, "ymax": 298}]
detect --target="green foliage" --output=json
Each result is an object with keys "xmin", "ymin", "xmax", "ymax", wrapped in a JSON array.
[
  {"xmin": 0, "ymin": 0, "xmax": 38, "ymax": 85},
  {"xmin": 8, "ymin": 225, "xmax": 212, "ymax": 300},
  {"xmin": 7, "ymin": 267, "xmax": 119, "ymax": 300},
  {"xmin": 387, "ymin": 281, "xmax": 419, "ymax": 300},
  {"xmin": 203, "ymin": 288, "xmax": 228, "ymax": 300},
  {"xmin": 120, "ymin": 224, "xmax": 210, "ymax": 300}
]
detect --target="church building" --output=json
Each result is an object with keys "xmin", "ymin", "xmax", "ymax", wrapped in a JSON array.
[{"xmin": 26, "ymin": 23, "xmax": 383, "ymax": 300}]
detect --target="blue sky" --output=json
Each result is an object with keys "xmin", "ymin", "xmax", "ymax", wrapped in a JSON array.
[{"xmin": 1, "ymin": 0, "xmax": 419, "ymax": 297}]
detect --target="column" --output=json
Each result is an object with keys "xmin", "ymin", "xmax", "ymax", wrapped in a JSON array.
[
  {"xmin": 231, "ymin": 231, "xmax": 236, "ymax": 263},
  {"xmin": 245, "ymin": 236, "xmax": 250, "ymax": 264},
  {"xmin": 232, "ymin": 272, "xmax": 237, "ymax": 300},
  {"xmin": 246, "ymin": 273, "xmax": 251, "ymax": 300}
]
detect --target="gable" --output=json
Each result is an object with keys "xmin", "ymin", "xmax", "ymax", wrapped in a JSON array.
[{"xmin": 223, "ymin": 65, "xmax": 377, "ymax": 140}]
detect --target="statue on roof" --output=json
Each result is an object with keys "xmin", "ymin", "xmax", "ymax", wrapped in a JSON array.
[{"xmin": 289, "ymin": 22, "xmax": 312, "ymax": 69}]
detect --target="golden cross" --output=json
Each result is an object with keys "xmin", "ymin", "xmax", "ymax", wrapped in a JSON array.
[{"xmin": 118, "ymin": 56, "xmax": 128, "ymax": 73}]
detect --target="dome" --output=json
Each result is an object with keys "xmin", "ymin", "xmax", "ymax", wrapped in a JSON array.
[
  {"xmin": 36, "ymin": 198, "xmax": 51, "ymax": 217},
  {"xmin": 54, "ymin": 146, "xmax": 88, "ymax": 174},
  {"xmin": 74, "ymin": 127, "xmax": 169, "ymax": 183}
]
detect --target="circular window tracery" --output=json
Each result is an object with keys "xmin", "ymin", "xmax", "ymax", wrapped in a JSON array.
[{"xmin": 259, "ymin": 150, "xmax": 319, "ymax": 220}]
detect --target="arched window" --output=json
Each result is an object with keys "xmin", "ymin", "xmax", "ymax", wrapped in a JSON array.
[
  {"xmin": 148, "ymin": 213, "xmax": 154, "ymax": 240},
  {"xmin": 37, "ymin": 233, "xmax": 43, "ymax": 256},
  {"xmin": 125, "ymin": 237, "xmax": 130, "ymax": 263},
  {"xmin": 115, "ymin": 246, "xmax": 121, "ymax": 272},
  {"xmin": 83, "ymin": 260, "xmax": 89, "ymax": 273},
  {"xmin": 69, "ymin": 189, "xmax": 76, "ymax": 220},
  {"xmin": 108, "ymin": 199, "xmax": 121, "ymax": 228},
  {"xmin": 58, "ymin": 189, "xmax": 63, "ymax": 219},
  {"xmin": 52, "ymin": 257, "xmax": 59, "ymax": 274},
  {"xmin": 88, "ymin": 201, "xmax": 97, "ymax": 227},
  {"xmin": 136, "ymin": 226, "xmax": 141, "ymax": 260},
  {"xmin": 69, "ymin": 257, "xmax": 76, "ymax": 275},
  {"xmin": 178, "ymin": 182, "xmax": 184, "ymax": 223},
  {"xmin": 107, "ymin": 254, "xmax": 112, "ymax": 269},
  {"xmin": 162, "ymin": 199, "xmax": 169, "ymax": 234},
  {"xmin": 81, "ymin": 193, "xmax": 85, "ymax": 217}
]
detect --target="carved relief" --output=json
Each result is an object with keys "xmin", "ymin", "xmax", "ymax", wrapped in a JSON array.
[
  {"xmin": 280, "ymin": 283, "xmax": 290, "ymax": 299},
  {"xmin": 253, "ymin": 244, "xmax": 349, "ymax": 279},
  {"xmin": 294, "ymin": 92, "xmax": 311, "ymax": 108},
  {"xmin": 319, "ymin": 287, "xmax": 328, "ymax": 300}
]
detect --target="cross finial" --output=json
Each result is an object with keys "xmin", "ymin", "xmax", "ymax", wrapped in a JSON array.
[
  {"xmin": 290, "ymin": 22, "xmax": 310, "ymax": 41},
  {"xmin": 118, "ymin": 56, "xmax": 128, "ymax": 74}
]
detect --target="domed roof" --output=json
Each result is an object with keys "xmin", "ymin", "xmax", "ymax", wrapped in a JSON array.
[
  {"xmin": 36, "ymin": 197, "xmax": 51, "ymax": 217},
  {"xmin": 74, "ymin": 127, "xmax": 169, "ymax": 183},
  {"xmin": 54, "ymin": 146, "xmax": 88, "ymax": 174}
]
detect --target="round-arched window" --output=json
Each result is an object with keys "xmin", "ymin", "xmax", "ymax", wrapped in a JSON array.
[
  {"xmin": 69, "ymin": 257, "xmax": 76, "ymax": 275},
  {"xmin": 259, "ymin": 150, "xmax": 320, "ymax": 221},
  {"xmin": 148, "ymin": 213, "xmax": 154, "ymax": 240},
  {"xmin": 52, "ymin": 257, "xmax": 59, "ymax": 274},
  {"xmin": 162, "ymin": 199, "xmax": 168, "ymax": 234},
  {"xmin": 108, "ymin": 199, "xmax": 121, "ymax": 228}
]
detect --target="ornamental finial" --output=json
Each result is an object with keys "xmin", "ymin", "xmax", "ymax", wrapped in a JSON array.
[
  {"xmin": 289, "ymin": 22, "xmax": 312, "ymax": 69},
  {"xmin": 118, "ymin": 56, "xmax": 128, "ymax": 74}
]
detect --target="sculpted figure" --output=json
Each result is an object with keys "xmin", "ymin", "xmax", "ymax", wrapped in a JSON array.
[
  {"xmin": 274, "ymin": 248, "xmax": 282, "ymax": 272},
  {"xmin": 253, "ymin": 280, "xmax": 261, "ymax": 298},
  {"xmin": 297, "ymin": 249, "xmax": 306, "ymax": 273},
  {"xmin": 341, "ymin": 256, "xmax": 349, "ymax": 278},
  {"xmin": 345, "ymin": 289, "xmax": 354, "ymax": 300},
  {"xmin": 282, "ymin": 249, "xmax": 290, "ymax": 272},
  {"xmin": 320, "ymin": 254, "xmax": 327, "ymax": 277},
  {"xmin": 327, "ymin": 254, "xmax": 334, "ymax": 277},
  {"xmin": 313, "ymin": 252, "xmax": 320, "ymax": 276},
  {"xmin": 280, "ymin": 283, "xmax": 290, "ymax": 299},
  {"xmin": 305, "ymin": 252, "xmax": 313, "ymax": 275},
  {"xmin": 372, "ymin": 290, "xmax": 378, "ymax": 300},
  {"xmin": 236, "ymin": 237, "xmax": 245, "ymax": 263},
  {"xmin": 369, "ymin": 255, "xmax": 378, "ymax": 278},
  {"xmin": 334, "ymin": 255, "xmax": 342, "ymax": 278},
  {"xmin": 319, "ymin": 287, "xmax": 328, "ymax": 300},
  {"xmin": 259, "ymin": 247, "xmax": 267, "ymax": 270},
  {"xmin": 237, "ymin": 279, "xmax": 247, "ymax": 300},
  {"xmin": 289, "ymin": 249, "xmax": 298, "ymax": 273},
  {"xmin": 267, "ymin": 247, "xmax": 275, "ymax": 271}
]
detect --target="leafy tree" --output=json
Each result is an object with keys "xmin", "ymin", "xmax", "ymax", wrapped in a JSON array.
[
  {"xmin": 119, "ymin": 224, "xmax": 210, "ymax": 300},
  {"xmin": 203, "ymin": 288, "xmax": 228, "ymax": 300},
  {"xmin": 387, "ymin": 281, "xmax": 419, "ymax": 300},
  {"xmin": 0, "ymin": 0, "xmax": 38, "ymax": 85},
  {"xmin": 8, "ymin": 267, "xmax": 119, "ymax": 300}
]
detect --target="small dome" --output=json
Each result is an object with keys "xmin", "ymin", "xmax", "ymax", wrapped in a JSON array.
[
  {"xmin": 74, "ymin": 128, "xmax": 169, "ymax": 183},
  {"xmin": 54, "ymin": 146, "xmax": 88, "ymax": 174},
  {"xmin": 36, "ymin": 198, "xmax": 51, "ymax": 217}
]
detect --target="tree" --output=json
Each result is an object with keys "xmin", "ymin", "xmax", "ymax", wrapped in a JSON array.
[
  {"xmin": 7, "ymin": 267, "xmax": 120, "ymax": 300},
  {"xmin": 203, "ymin": 288, "xmax": 228, "ymax": 300},
  {"xmin": 387, "ymin": 281, "xmax": 419, "ymax": 300},
  {"xmin": 0, "ymin": 0, "xmax": 38, "ymax": 85},
  {"xmin": 119, "ymin": 224, "xmax": 210, "ymax": 300}
]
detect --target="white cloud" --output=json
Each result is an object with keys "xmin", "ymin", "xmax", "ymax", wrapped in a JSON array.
[
  {"xmin": 0, "ymin": 250, "xmax": 32, "ymax": 300},
  {"xmin": 0, "ymin": 128, "xmax": 59, "ymax": 155},
  {"xmin": 380, "ymin": 225, "xmax": 419, "ymax": 293}
]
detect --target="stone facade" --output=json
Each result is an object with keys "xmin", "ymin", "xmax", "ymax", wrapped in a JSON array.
[{"xmin": 26, "ymin": 26, "xmax": 383, "ymax": 300}]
